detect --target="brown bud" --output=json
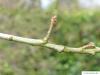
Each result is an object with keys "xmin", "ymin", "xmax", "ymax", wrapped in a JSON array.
[
  {"xmin": 82, "ymin": 42, "xmax": 96, "ymax": 49},
  {"xmin": 51, "ymin": 16, "xmax": 57, "ymax": 26}
]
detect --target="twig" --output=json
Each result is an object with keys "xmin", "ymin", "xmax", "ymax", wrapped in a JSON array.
[
  {"xmin": 43, "ymin": 16, "xmax": 57, "ymax": 42},
  {"xmin": 0, "ymin": 16, "xmax": 99, "ymax": 55}
]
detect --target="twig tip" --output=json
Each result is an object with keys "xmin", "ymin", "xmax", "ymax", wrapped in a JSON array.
[{"xmin": 51, "ymin": 15, "xmax": 57, "ymax": 26}]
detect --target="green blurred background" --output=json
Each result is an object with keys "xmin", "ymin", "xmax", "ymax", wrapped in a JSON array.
[{"xmin": 0, "ymin": 0, "xmax": 100, "ymax": 75}]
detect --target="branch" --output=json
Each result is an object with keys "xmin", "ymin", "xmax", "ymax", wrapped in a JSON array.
[{"xmin": 0, "ymin": 16, "xmax": 99, "ymax": 55}]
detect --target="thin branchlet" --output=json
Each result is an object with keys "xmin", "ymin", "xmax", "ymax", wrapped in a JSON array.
[{"xmin": 43, "ymin": 16, "xmax": 57, "ymax": 42}]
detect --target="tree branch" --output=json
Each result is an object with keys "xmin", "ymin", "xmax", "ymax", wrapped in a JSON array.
[{"xmin": 0, "ymin": 16, "xmax": 99, "ymax": 55}]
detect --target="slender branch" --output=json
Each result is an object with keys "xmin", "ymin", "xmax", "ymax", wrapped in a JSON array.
[
  {"xmin": 0, "ymin": 32, "xmax": 100, "ymax": 55},
  {"xmin": 0, "ymin": 16, "xmax": 99, "ymax": 55},
  {"xmin": 43, "ymin": 16, "xmax": 57, "ymax": 42}
]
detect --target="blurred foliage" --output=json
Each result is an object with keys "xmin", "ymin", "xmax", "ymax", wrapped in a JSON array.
[{"xmin": 0, "ymin": 0, "xmax": 100, "ymax": 75}]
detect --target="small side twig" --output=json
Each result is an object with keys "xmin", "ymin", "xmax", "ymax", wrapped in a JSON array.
[{"xmin": 43, "ymin": 16, "xmax": 57, "ymax": 42}]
